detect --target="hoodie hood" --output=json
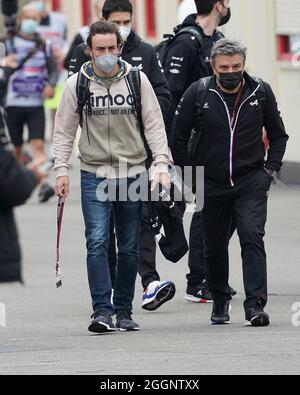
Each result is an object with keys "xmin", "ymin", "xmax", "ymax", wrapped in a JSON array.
[{"xmin": 179, "ymin": 13, "xmax": 199, "ymax": 29}]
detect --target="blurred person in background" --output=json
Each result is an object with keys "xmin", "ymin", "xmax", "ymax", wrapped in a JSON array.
[
  {"xmin": 30, "ymin": 0, "xmax": 68, "ymax": 66},
  {"xmin": 4, "ymin": 4, "xmax": 59, "ymax": 203},
  {"xmin": 31, "ymin": 0, "xmax": 68, "ymax": 163},
  {"xmin": 68, "ymin": 0, "xmax": 176, "ymax": 312},
  {"xmin": 0, "ymin": 77, "xmax": 45, "ymax": 283},
  {"xmin": 64, "ymin": 0, "xmax": 105, "ymax": 70},
  {"xmin": 30, "ymin": 0, "xmax": 68, "ymax": 202},
  {"xmin": 164, "ymin": 0, "xmax": 234, "ymax": 304}
]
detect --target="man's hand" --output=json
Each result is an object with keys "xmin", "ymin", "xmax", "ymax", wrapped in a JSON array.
[
  {"xmin": 43, "ymin": 85, "xmax": 55, "ymax": 99},
  {"xmin": 151, "ymin": 172, "xmax": 171, "ymax": 192},
  {"xmin": 55, "ymin": 176, "xmax": 70, "ymax": 198}
]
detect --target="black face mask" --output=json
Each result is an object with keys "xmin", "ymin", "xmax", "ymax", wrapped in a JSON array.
[
  {"xmin": 219, "ymin": 7, "xmax": 231, "ymax": 26},
  {"xmin": 218, "ymin": 71, "xmax": 243, "ymax": 91}
]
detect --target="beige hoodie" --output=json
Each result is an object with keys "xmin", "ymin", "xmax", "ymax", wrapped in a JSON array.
[{"xmin": 53, "ymin": 61, "xmax": 169, "ymax": 179}]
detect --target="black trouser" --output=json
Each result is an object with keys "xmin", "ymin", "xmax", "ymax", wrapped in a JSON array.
[
  {"xmin": 109, "ymin": 203, "xmax": 160, "ymax": 290},
  {"xmin": 202, "ymin": 168, "xmax": 272, "ymax": 312},
  {"xmin": 187, "ymin": 211, "xmax": 206, "ymax": 287},
  {"xmin": 138, "ymin": 203, "xmax": 160, "ymax": 289},
  {"xmin": 187, "ymin": 210, "xmax": 237, "ymax": 288}
]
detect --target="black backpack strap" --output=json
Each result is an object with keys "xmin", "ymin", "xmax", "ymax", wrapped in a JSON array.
[
  {"xmin": 188, "ymin": 77, "xmax": 212, "ymax": 162},
  {"xmin": 76, "ymin": 70, "xmax": 91, "ymax": 126},
  {"xmin": 194, "ymin": 77, "xmax": 211, "ymax": 119},
  {"xmin": 126, "ymin": 67, "xmax": 143, "ymax": 131},
  {"xmin": 126, "ymin": 68, "xmax": 153, "ymax": 165},
  {"xmin": 157, "ymin": 26, "xmax": 205, "ymax": 66},
  {"xmin": 255, "ymin": 78, "xmax": 267, "ymax": 123}
]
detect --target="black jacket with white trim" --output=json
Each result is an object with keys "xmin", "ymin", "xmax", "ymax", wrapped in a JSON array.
[{"xmin": 171, "ymin": 73, "xmax": 289, "ymax": 187}]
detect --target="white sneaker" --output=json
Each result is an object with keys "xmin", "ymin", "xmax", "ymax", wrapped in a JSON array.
[{"xmin": 142, "ymin": 280, "xmax": 176, "ymax": 311}]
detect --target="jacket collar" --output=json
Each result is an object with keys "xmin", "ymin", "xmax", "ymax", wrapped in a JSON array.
[
  {"xmin": 178, "ymin": 13, "xmax": 221, "ymax": 40},
  {"xmin": 123, "ymin": 31, "xmax": 142, "ymax": 52}
]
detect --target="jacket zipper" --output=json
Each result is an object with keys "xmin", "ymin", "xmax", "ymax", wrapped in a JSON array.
[
  {"xmin": 86, "ymin": 69, "xmax": 130, "ymax": 171},
  {"xmin": 107, "ymin": 87, "xmax": 113, "ymax": 168},
  {"xmin": 209, "ymin": 85, "xmax": 260, "ymax": 187}
]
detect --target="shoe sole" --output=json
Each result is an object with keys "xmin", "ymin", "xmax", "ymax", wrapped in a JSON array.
[
  {"xmin": 185, "ymin": 294, "xmax": 213, "ymax": 304},
  {"xmin": 245, "ymin": 314, "xmax": 270, "ymax": 327},
  {"xmin": 142, "ymin": 283, "xmax": 176, "ymax": 311},
  {"xmin": 118, "ymin": 327, "xmax": 140, "ymax": 332},
  {"xmin": 211, "ymin": 319, "xmax": 231, "ymax": 325},
  {"xmin": 88, "ymin": 322, "xmax": 117, "ymax": 334}
]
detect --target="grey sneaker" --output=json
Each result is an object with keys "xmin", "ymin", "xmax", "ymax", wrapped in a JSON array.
[
  {"xmin": 116, "ymin": 311, "xmax": 140, "ymax": 332},
  {"xmin": 88, "ymin": 311, "xmax": 117, "ymax": 334}
]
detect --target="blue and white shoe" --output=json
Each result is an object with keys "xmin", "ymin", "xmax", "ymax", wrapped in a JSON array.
[{"xmin": 142, "ymin": 281, "xmax": 176, "ymax": 311}]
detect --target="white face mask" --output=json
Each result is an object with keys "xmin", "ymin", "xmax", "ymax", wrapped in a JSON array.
[
  {"xmin": 119, "ymin": 26, "xmax": 131, "ymax": 42},
  {"xmin": 95, "ymin": 54, "xmax": 118, "ymax": 74}
]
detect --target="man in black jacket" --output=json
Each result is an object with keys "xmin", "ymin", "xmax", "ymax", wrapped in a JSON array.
[
  {"xmin": 164, "ymin": 0, "xmax": 231, "ymax": 303},
  {"xmin": 68, "ymin": 0, "xmax": 171, "ymax": 127},
  {"xmin": 164, "ymin": 0, "xmax": 230, "ymax": 111},
  {"xmin": 0, "ymin": 120, "xmax": 43, "ymax": 283},
  {"xmin": 67, "ymin": 0, "xmax": 175, "ymax": 312},
  {"xmin": 63, "ymin": 0, "xmax": 105, "ymax": 70},
  {"xmin": 172, "ymin": 39, "xmax": 289, "ymax": 327}
]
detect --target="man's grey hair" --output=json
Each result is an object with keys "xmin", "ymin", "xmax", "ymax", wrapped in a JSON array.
[{"xmin": 211, "ymin": 39, "xmax": 248, "ymax": 65}]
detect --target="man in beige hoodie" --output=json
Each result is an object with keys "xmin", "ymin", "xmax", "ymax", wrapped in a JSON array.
[{"xmin": 53, "ymin": 21, "xmax": 170, "ymax": 334}]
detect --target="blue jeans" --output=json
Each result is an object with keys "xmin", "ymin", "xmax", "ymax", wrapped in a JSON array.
[{"xmin": 81, "ymin": 171, "xmax": 143, "ymax": 315}]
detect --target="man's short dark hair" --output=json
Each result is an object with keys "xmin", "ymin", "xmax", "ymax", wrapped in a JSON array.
[
  {"xmin": 87, "ymin": 20, "xmax": 123, "ymax": 48},
  {"xmin": 194, "ymin": 0, "xmax": 222, "ymax": 16},
  {"xmin": 102, "ymin": 0, "xmax": 133, "ymax": 20}
]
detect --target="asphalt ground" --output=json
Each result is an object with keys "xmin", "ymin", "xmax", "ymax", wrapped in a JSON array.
[{"xmin": 0, "ymin": 165, "xmax": 299, "ymax": 375}]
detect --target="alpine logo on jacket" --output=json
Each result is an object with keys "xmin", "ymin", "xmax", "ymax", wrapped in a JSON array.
[{"xmin": 250, "ymin": 99, "xmax": 259, "ymax": 107}]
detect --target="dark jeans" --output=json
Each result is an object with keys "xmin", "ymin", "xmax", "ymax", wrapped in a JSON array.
[
  {"xmin": 202, "ymin": 168, "xmax": 272, "ymax": 311},
  {"xmin": 109, "ymin": 203, "xmax": 160, "ymax": 290},
  {"xmin": 81, "ymin": 171, "xmax": 143, "ymax": 315}
]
